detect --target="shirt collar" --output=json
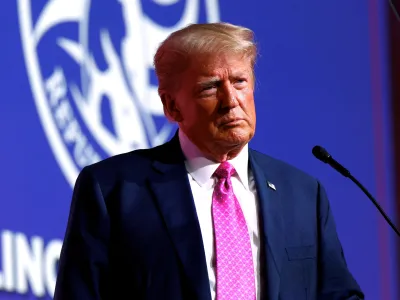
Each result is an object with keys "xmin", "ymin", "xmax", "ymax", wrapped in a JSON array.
[{"xmin": 178, "ymin": 129, "xmax": 250, "ymax": 190}]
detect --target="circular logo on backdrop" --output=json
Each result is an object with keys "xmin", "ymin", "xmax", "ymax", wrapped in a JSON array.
[{"xmin": 18, "ymin": 0, "xmax": 220, "ymax": 188}]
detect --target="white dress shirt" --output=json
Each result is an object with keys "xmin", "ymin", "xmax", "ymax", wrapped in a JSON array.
[{"xmin": 179, "ymin": 130, "xmax": 261, "ymax": 300}]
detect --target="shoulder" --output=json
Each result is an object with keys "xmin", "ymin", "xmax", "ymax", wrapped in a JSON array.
[
  {"xmin": 249, "ymin": 148, "xmax": 321, "ymax": 192},
  {"xmin": 250, "ymin": 149, "xmax": 316, "ymax": 181},
  {"xmin": 249, "ymin": 149, "xmax": 330, "ymax": 214},
  {"xmin": 77, "ymin": 141, "xmax": 173, "ymax": 188}
]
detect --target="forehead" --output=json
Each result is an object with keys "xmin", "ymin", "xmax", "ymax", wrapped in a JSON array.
[{"xmin": 187, "ymin": 52, "xmax": 252, "ymax": 78}]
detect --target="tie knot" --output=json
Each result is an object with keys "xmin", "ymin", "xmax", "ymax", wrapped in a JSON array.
[{"xmin": 214, "ymin": 161, "xmax": 236, "ymax": 179}]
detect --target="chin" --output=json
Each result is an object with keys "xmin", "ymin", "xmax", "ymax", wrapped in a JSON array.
[{"xmin": 218, "ymin": 128, "xmax": 253, "ymax": 145}]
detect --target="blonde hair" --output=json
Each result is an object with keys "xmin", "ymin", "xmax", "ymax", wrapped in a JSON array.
[{"xmin": 154, "ymin": 22, "xmax": 257, "ymax": 96}]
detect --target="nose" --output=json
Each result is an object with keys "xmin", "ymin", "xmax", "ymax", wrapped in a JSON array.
[{"xmin": 218, "ymin": 82, "xmax": 239, "ymax": 109}]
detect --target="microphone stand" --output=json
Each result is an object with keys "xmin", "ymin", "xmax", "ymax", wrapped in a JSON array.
[
  {"xmin": 312, "ymin": 145, "xmax": 400, "ymax": 237},
  {"xmin": 349, "ymin": 174, "xmax": 400, "ymax": 237},
  {"xmin": 389, "ymin": 0, "xmax": 400, "ymax": 21}
]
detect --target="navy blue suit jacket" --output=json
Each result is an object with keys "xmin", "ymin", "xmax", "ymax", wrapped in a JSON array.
[{"xmin": 54, "ymin": 134, "xmax": 364, "ymax": 300}]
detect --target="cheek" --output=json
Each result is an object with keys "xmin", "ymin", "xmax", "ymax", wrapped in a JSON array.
[
  {"xmin": 181, "ymin": 104, "xmax": 196, "ymax": 120},
  {"xmin": 239, "ymin": 90, "xmax": 256, "ymax": 112},
  {"xmin": 182, "ymin": 100, "xmax": 215, "ymax": 125}
]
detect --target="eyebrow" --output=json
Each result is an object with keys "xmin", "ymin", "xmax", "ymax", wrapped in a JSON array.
[
  {"xmin": 197, "ymin": 78, "xmax": 221, "ymax": 88},
  {"xmin": 196, "ymin": 72, "xmax": 249, "ymax": 88}
]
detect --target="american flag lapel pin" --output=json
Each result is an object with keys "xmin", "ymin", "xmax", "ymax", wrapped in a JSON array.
[{"xmin": 267, "ymin": 181, "xmax": 276, "ymax": 191}]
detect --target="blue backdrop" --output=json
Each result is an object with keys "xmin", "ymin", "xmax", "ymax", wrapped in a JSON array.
[{"xmin": 0, "ymin": 0, "xmax": 397, "ymax": 299}]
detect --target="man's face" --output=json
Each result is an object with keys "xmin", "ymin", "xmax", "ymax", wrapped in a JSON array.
[{"xmin": 166, "ymin": 52, "xmax": 256, "ymax": 157}]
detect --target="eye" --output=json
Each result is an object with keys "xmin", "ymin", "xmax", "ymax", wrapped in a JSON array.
[
  {"xmin": 198, "ymin": 83, "xmax": 219, "ymax": 95},
  {"xmin": 234, "ymin": 78, "xmax": 247, "ymax": 88},
  {"xmin": 196, "ymin": 85, "xmax": 216, "ymax": 98},
  {"xmin": 202, "ymin": 85, "xmax": 215, "ymax": 91}
]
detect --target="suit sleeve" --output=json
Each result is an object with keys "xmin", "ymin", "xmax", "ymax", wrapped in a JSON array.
[
  {"xmin": 316, "ymin": 180, "xmax": 365, "ymax": 300},
  {"xmin": 54, "ymin": 167, "xmax": 110, "ymax": 300}
]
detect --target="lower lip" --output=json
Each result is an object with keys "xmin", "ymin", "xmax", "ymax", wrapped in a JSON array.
[{"xmin": 221, "ymin": 120, "xmax": 245, "ymax": 126}]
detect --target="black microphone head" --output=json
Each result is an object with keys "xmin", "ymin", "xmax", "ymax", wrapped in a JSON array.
[{"xmin": 312, "ymin": 145, "xmax": 331, "ymax": 163}]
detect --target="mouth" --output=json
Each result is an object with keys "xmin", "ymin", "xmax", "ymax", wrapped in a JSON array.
[{"xmin": 219, "ymin": 118, "xmax": 245, "ymax": 126}]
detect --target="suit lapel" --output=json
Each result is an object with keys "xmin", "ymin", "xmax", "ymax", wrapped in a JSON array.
[
  {"xmin": 249, "ymin": 150, "xmax": 284, "ymax": 300},
  {"xmin": 148, "ymin": 136, "xmax": 211, "ymax": 300}
]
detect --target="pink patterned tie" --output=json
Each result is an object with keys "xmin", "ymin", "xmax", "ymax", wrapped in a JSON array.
[{"xmin": 212, "ymin": 161, "xmax": 256, "ymax": 300}]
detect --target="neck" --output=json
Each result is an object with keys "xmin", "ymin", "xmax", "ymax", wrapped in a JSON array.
[
  {"xmin": 202, "ymin": 144, "xmax": 245, "ymax": 162},
  {"xmin": 178, "ymin": 130, "xmax": 246, "ymax": 163}
]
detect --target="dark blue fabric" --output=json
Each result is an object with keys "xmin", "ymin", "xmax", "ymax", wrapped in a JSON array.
[{"xmin": 54, "ymin": 134, "xmax": 364, "ymax": 300}]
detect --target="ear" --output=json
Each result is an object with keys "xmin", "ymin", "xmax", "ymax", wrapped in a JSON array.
[{"xmin": 160, "ymin": 93, "xmax": 183, "ymax": 123}]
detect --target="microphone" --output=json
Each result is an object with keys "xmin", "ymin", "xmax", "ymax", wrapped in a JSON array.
[{"xmin": 312, "ymin": 145, "xmax": 400, "ymax": 237}]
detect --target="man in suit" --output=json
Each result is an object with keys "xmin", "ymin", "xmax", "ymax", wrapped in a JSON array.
[{"xmin": 54, "ymin": 22, "xmax": 364, "ymax": 300}]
